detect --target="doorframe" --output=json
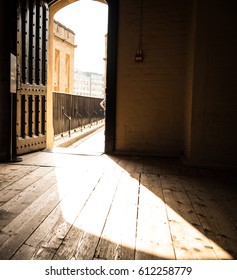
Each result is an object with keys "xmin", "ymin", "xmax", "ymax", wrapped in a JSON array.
[
  {"xmin": 104, "ymin": 0, "xmax": 118, "ymax": 154},
  {"xmin": 47, "ymin": 0, "xmax": 119, "ymax": 154}
]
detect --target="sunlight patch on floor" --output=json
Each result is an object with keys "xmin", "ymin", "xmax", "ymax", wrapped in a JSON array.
[{"xmin": 54, "ymin": 156, "xmax": 232, "ymax": 259}]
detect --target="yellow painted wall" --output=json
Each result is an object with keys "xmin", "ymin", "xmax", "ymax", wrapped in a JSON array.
[
  {"xmin": 47, "ymin": 1, "xmax": 77, "ymax": 148},
  {"xmin": 53, "ymin": 20, "xmax": 75, "ymax": 93}
]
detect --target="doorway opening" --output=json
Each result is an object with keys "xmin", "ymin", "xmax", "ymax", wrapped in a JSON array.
[{"xmin": 51, "ymin": 0, "xmax": 108, "ymax": 155}]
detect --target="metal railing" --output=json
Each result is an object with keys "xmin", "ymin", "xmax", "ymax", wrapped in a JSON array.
[
  {"xmin": 75, "ymin": 109, "xmax": 83, "ymax": 132},
  {"xmin": 53, "ymin": 92, "xmax": 104, "ymax": 136},
  {"xmin": 61, "ymin": 107, "xmax": 71, "ymax": 137}
]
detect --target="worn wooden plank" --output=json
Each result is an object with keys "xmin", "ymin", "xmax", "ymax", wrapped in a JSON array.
[
  {"xmin": 0, "ymin": 160, "xmax": 89, "ymax": 259},
  {"xmin": 0, "ymin": 166, "xmax": 52, "ymax": 204},
  {"xmin": 0, "ymin": 141, "xmax": 236, "ymax": 262},
  {"xmin": 161, "ymin": 175, "xmax": 218, "ymax": 259},
  {"xmin": 135, "ymin": 173, "xmax": 175, "ymax": 260},
  {"xmin": 11, "ymin": 244, "xmax": 36, "ymax": 260},
  {"xmin": 116, "ymin": 156, "xmax": 143, "ymax": 175},
  {"xmin": 20, "ymin": 151, "xmax": 55, "ymax": 166},
  {"xmin": 31, "ymin": 215, "xmax": 71, "ymax": 260},
  {"xmin": 180, "ymin": 175, "xmax": 237, "ymax": 259},
  {"xmin": 187, "ymin": 193, "xmax": 235, "ymax": 259},
  {"xmin": 164, "ymin": 190, "xmax": 218, "ymax": 259},
  {"xmin": 28, "ymin": 165, "xmax": 107, "ymax": 260},
  {"xmin": 113, "ymin": 157, "xmax": 132, "ymax": 172},
  {"xmin": 0, "ymin": 167, "xmax": 55, "ymax": 230},
  {"xmin": 20, "ymin": 154, "xmax": 113, "ymax": 260},
  {"xmin": 0, "ymin": 164, "xmax": 37, "ymax": 190},
  {"xmin": 0, "ymin": 164, "xmax": 21, "ymax": 175},
  {"xmin": 53, "ymin": 159, "xmax": 122, "ymax": 260},
  {"xmin": 0, "ymin": 183, "xmax": 59, "ymax": 259},
  {"xmin": 11, "ymin": 206, "xmax": 62, "ymax": 260},
  {"xmin": 94, "ymin": 171, "xmax": 139, "ymax": 260},
  {"xmin": 126, "ymin": 157, "xmax": 143, "ymax": 174},
  {"xmin": 205, "ymin": 171, "xmax": 237, "ymax": 230},
  {"xmin": 0, "ymin": 160, "xmax": 92, "ymax": 259},
  {"xmin": 214, "ymin": 188, "xmax": 237, "ymax": 234},
  {"xmin": 142, "ymin": 157, "xmax": 161, "ymax": 174},
  {"xmin": 160, "ymin": 158, "xmax": 181, "ymax": 175},
  {"xmin": 20, "ymin": 144, "xmax": 108, "ymax": 171}
]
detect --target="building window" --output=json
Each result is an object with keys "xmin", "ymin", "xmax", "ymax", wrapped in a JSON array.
[
  {"xmin": 65, "ymin": 54, "xmax": 70, "ymax": 93},
  {"xmin": 54, "ymin": 49, "xmax": 60, "ymax": 91}
]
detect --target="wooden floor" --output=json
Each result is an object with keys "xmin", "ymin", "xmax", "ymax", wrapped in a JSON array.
[{"xmin": 0, "ymin": 129, "xmax": 237, "ymax": 260}]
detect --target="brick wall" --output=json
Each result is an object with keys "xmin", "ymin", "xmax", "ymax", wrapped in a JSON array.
[
  {"xmin": 115, "ymin": 0, "xmax": 237, "ymax": 167},
  {"xmin": 116, "ymin": 0, "xmax": 189, "ymax": 155}
]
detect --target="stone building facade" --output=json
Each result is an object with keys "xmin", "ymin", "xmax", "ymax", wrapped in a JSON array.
[
  {"xmin": 74, "ymin": 70, "xmax": 104, "ymax": 98},
  {"xmin": 53, "ymin": 20, "xmax": 76, "ymax": 93}
]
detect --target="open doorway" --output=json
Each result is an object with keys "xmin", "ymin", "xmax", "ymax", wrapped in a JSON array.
[
  {"xmin": 14, "ymin": 0, "xmax": 117, "ymax": 158},
  {"xmin": 51, "ymin": 0, "xmax": 108, "ymax": 155}
]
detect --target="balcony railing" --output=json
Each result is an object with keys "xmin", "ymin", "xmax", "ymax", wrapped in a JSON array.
[{"xmin": 53, "ymin": 92, "xmax": 104, "ymax": 136}]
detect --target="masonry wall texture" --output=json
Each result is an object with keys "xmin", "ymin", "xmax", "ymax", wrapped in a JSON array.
[
  {"xmin": 53, "ymin": 20, "xmax": 75, "ymax": 93},
  {"xmin": 116, "ymin": 0, "xmax": 189, "ymax": 156},
  {"xmin": 115, "ymin": 0, "xmax": 237, "ymax": 168}
]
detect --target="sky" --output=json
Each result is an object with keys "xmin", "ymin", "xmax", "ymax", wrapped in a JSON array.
[{"xmin": 54, "ymin": 0, "xmax": 108, "ymax": 74}]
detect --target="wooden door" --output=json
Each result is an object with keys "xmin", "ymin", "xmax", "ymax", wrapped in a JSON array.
[{"xmin": 16, "ymin": 0, "xmax": 49, "ymax": 155}]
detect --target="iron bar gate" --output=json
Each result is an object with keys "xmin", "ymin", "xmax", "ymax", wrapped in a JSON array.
[{"xmin": 16, "ymin": 0, "xmax": 48, "ymax": 155}]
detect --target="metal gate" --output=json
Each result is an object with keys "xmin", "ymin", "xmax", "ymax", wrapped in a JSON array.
[{"xmin": 16, "ymin": 0, "xmax": 48, "ymax": 155}]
